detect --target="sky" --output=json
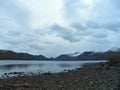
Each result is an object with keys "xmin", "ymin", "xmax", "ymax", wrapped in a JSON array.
[{"xmin": 0, "ymin": 0, "xmax": 120, "ymax": 57}]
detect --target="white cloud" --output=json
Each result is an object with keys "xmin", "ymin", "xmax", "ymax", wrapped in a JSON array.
[
  {"xmin": 19, "ymin": 0, "xmax": 65, "ymax": 29},
  {"xmin": 0, "ymin": 0, "xmax": 120, "ymax": 57},
  {"xmin": 63, "ymin": 0, "xmax": 120, "ymax": 24}
]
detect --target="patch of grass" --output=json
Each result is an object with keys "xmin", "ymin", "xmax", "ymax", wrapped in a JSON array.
[{"xmin": 108, "ymin": 54, "xmax": 120, "ymax": 66}]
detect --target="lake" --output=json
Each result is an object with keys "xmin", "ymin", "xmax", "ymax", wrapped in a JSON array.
[{"xmin": 0, "ymin": 60, "xmax": 106, "ymax": 77}]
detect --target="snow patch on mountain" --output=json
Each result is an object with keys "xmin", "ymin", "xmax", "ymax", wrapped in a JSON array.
[{"xmin": 69, "ymin": 52, "xmax": 81, "ymax": 57}]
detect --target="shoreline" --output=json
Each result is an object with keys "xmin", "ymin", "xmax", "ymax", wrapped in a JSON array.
[{"xmin": 0, "ymin": 62, "xmax": 120, "ymax": 90}]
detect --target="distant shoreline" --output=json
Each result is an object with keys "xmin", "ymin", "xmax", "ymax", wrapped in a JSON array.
[
  {"xmin": 0, "ymin": 49, "xmax": 120, "ymax": 60},
  {"xmin": 0, "ymin": 59, "xmax": 107, "ymax": 61}
]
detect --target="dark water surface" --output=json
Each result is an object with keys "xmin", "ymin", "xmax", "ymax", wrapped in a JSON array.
[{"xmin": 0, "ymin": 60, "xmax": 106, "ymax": 77}]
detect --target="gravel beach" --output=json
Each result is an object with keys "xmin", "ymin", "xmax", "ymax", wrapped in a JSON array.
[{"xmin": 0, "ymin": 63, "xmax": 120, "ymax": 90}]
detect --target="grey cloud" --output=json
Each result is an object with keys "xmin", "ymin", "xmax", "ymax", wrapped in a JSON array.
[
  {"xmin": 0, "ymin": 0, "xmax": 120, "ymax": 57},
  {"xmin": 0, "ymin": 0, "xmax": 29, "ymax": 25},
  {"xmin": 63, "ymin": 0, "xmax": 120, "ymax": 27},
  {"xmin": 88, "ymin": 37, "xmax": 110, "ymax": 44},
  {"xmin": 0, "ymin": 30, "xmax": 45, "ymax": 54},
  {"xmin": 92, "ymin": 33, "xmax": 108, "ymax": 38},
  {"xmin": 69, "ymin": 22, "xmax": 108, "ymax": 39},
  {"xmin": 50, "ymin": 23, "xmax": 109, "ymax": 43},
  {"xmin": 56, "ymin": 0, "xmax": 120, "ymax": 48},
  {"xmin": 50, "ymin": 24, "xmax": 80, "ymax": 42},
  {"xmin": 25, "ymin": 44, "xmax": 44, "ymax": 51},
  {"xmin": 63, "ymin": 0, "xmax": 81, "ymax": 23},
  {"xmin": 70, "ymin": 22, "xmax": 120, "ymax": 31},
  {"xmin": 71, "ymin": 23, "xmax": 87, "ymax": 30},
  {"xmin": 103, "ymin": 23, "xmax": 120, "ymax": 31},
  {"xmin": 71, "ymin": 22, "xmax": 101, "ymax": 31},
  {"xmin": 86, "ymin": 22, "xmax": 101, "ymax": 29}
]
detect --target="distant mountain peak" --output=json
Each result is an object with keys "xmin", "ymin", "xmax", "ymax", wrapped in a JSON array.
[
  {"xmin": 69, "ymin": 52, "xmax": 81, "ymax": 57},
  {"xmin": 110, "ymin": 47, "xmax": 120, "ymax": 51},
  {"xmin": 0, "ymin": 49, "xmax": 48, "ymax": 60},
  {"xmin": 80, "ymin": 51, "xmax": 95, "ymax": 56}
]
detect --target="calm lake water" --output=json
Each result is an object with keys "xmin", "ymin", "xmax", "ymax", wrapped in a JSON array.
[{"xmin": 0, "ymin": 60, "xmax": 106, "ymax": 77}]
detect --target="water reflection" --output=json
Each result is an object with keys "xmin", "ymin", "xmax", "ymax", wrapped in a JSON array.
[
  {"xmin": 59, "ymin": 64, "xmax": 72, "ymax": 67},
  {"xmin": 0, "ymin": 60, "xmax": 106, "ymax": 77},
  {"xmin": 0, "ymin": 64, "xmax": 44, "ymax": 70}
]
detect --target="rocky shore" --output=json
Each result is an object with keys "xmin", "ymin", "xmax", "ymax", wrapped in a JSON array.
[{"xmin": 0, "ymin": 63, "xmax": 120, "ymax": 90}]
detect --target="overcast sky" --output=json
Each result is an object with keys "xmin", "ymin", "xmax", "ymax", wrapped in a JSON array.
[{"xmin": 0, "ymin": 0, "xmax": 120, "ymax": 57}]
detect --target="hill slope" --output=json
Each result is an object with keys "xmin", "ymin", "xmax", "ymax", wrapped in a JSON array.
[{"xmin": 0, "ymin": 50, "xmax": 48, "ymax": 60}]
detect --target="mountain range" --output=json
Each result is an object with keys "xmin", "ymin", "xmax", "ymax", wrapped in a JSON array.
[
  {"xmin": 0, "ymin": 50, "xmax": 47, "ymax": 60},
  {"xmin": 0, "ymin": 48, "xmax": 120, "ymax": 60}
]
